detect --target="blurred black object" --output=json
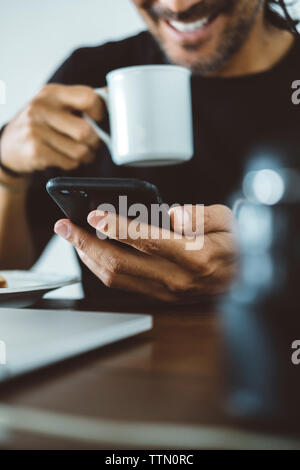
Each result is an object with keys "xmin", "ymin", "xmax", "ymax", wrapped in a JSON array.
[{"xmin": 222, "ymin": 157, "xmax": 300, "ymax": 429}]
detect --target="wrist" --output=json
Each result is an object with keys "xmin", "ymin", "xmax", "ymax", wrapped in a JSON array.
[
  {"xmin": 0, "ymin": 125, "xmax": 26, "ymax": 179},
  {"xmin": 0, "ymin": 167, "xmax": 30, "ymax": 194},
  {"xmin": 0, "ymin": 125, "xmax": 29, "ymax": 192}
]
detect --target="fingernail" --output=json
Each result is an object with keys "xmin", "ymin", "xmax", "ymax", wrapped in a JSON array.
[
  {"xmin": 54, "ymin": 221, "xmax": 71, "ymax": 239},
  {"xmin": 88, "ymin": 210, "xmax": 107, "ymax": 229}
]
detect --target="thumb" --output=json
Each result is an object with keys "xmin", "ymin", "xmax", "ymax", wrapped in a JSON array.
[{"xmin": 54, "ymin": 219, "xmax": 93, "ymax": 252}]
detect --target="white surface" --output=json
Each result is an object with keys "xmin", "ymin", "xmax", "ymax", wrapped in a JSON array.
[
  {"xmin": 0, "ymin": 1, "xmax": 144, "ymax": 296},
  {"xmin": 33, "ymin": 236, "xmax": 84, "ymax": 299},
  {"xmin": 0, "ymin": 270, "xmax": 79, "ymax": 294},
  {"xmin": 0, "ymin": 308, "xmax": 152, "ymax": 381},
  {"xmin": 0, "ymin": 406, "xmax": 299, "ymax": 450},
  {"xmin": 89, "ymin": 66, "xmax": 193, "ymax": 167}
]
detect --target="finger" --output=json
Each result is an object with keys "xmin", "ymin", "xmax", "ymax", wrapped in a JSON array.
[
  {"xmin": 87, "ymin": 210, "xmax": 192, "ymax": 262},
  {"xmin": 40, "ymin": 84, "xmax": 105, "ymax": 121},
  {"xmin": 205, "ymin": 231, "xmax": 238, "ymax": 263},
  {"xmin": 88, "ymin": 210, "xmax": 234, "ymax": 276},
  {"xmin": 54, "ymin": 220, "xmax": 237, "ymax": 300},
  {"xmin": 76, "ymin": 249, "xmax": 177, "ymax": 303},
  {"xmin": 27, "ymin": 141, "xmax": 81, "ymax": 171},
  {"xmin": 53, "ymin": 219, "xmax": 177, "ymax": 302},
  {"xmin": 204, "ymin": 260, "xmax": 239, "ymax": 293},
  {"xmin": 170, "ymin": 204, "xmax": 235, "ymax": 236},
  {"xmin": 54, "ymin": 217, "xmax": 192, "ymax": 290},
  {"xmin": 78, "ymin": 245, "xmax": 237, "ymax": 299},
  {"xmin": 40, "ymin": 106, "xmax": 100, "ymax": 148},
  {"xmin": 38, "ymin": 124, "xmax": 94, "ymax": 164},
  {"xmin": 203, "ymin": 205, "xmax": 236, "ymax": 233}
]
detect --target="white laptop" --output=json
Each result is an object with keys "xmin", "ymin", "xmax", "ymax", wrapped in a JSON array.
[{"xmin": 0, "ymin": 308, "xmax": 152, "ymax": 382}]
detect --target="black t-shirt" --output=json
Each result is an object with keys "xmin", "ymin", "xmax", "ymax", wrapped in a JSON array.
[{"xmin": 27, "ymin": 30, "xmax": 300, "ymax": 299}]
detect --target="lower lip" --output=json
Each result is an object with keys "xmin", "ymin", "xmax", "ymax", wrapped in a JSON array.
[{"xmin": 161, "ymin": 14, "xmax": 220, "ymax": 44}]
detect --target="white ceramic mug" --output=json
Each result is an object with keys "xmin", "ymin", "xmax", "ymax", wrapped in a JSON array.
[{"xmin": 84, "ymin": 65, "xmax": 194, "ymax": 167}]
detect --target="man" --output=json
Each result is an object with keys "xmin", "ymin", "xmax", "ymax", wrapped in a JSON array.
[{"xmin": 0, "ymin": 1, "xmax": 298, "ymax": 303}]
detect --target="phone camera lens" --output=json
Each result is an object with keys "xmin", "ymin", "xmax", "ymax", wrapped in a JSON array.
[{"xmin": 79, "ymin": 191, "xmax": 88, "ymax": 198}]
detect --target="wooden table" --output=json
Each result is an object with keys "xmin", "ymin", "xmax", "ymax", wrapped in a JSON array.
[{"xmin": 0, "ymin": 297, "xmax": 299, "ymax": 450}]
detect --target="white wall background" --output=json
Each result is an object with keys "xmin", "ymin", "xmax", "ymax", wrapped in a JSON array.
[
  {"xmin": 0, "ymin": 0, "xmax": 144, "ymax": 298},
  {"xmin": 0, "ymin": 0, "xmax": 144, "ymax": 124}
]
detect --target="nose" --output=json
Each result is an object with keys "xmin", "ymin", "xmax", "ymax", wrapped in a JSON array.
[{"xmin": 159, "ymin": 0, "xmax": 202, "ymax": 13}]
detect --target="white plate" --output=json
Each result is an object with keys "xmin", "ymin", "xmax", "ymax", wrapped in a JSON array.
[{"xmin": 0, "ymin": 271, "xmax": 80, "ymax": 308}]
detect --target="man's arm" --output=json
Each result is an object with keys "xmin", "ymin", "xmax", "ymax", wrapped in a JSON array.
[
  {"xmin": 0, "ymin": 84, "xmax": 106, "ymax": 269},
  {"xmin": 0, "ymin": 168, "xmax": 35, "ymax": 269},
  {"xmin": 0, "ymin": 34, "xmax": 157, "ymax": 270}
]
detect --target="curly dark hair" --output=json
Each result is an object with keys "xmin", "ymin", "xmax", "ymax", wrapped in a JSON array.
[{"xmin": 266, "ymin": 0, "xmax": 299, "ymax": 33}]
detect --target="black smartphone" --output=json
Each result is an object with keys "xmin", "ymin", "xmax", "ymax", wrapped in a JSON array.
[{"xmin": 46, "ymin": 177, "xmax": 167, "ymax": 229}]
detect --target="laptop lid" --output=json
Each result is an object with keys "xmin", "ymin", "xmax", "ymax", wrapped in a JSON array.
[{"xmin": 0, "ymin": 308, "xmax": 152, "ymax": 382}]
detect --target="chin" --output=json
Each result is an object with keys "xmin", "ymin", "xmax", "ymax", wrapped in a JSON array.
[
  {"xmin": 160, "ymin": 37, "xmax": 224, "ymax": 74},
  {"xmin": 151, "ymin": 17, "xmax": 229, "ymax": 74}
]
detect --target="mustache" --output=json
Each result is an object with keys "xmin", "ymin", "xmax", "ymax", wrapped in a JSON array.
[{"xmin": 147, "ymin": 0, "xmax": 237, "ymax": 22}]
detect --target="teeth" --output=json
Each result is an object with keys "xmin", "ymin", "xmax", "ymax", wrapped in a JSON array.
[{"xmin": 169, "ymin": 17, "xmax": 209, "ymax": 33}]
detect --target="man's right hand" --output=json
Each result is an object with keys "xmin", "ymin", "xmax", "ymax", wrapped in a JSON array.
[{"xmin": 0, "ymin": 84, "xmax": 105, "ymax": 175}]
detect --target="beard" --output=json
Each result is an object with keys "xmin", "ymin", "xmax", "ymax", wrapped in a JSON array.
[{"xmin": 143, "ymin": 0, "xmax": 263, "ymax": 75}]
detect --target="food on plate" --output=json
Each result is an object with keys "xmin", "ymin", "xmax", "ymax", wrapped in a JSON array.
[{"xmin": 0, "ymin": 275, "xmax": 7, "ymax": 288}]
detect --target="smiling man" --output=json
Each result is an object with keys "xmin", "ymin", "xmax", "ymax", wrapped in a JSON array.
[
  {"xmin": 0, "ymin": 1, "xmax": 299, "ymax": 303},
  {"xmin": 135, "ymin": 0, "xmax": 295, "ymax": 74}
]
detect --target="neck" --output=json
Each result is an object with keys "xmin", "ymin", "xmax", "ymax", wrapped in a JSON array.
[{"xmin": 210, "ymin": 9, "xmax": 295, "ymax": 78}]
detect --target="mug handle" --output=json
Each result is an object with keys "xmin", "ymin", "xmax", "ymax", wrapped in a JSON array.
[{"xmin": 83, "ymin": 88, "xmax": 112, "ymax": 152}]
